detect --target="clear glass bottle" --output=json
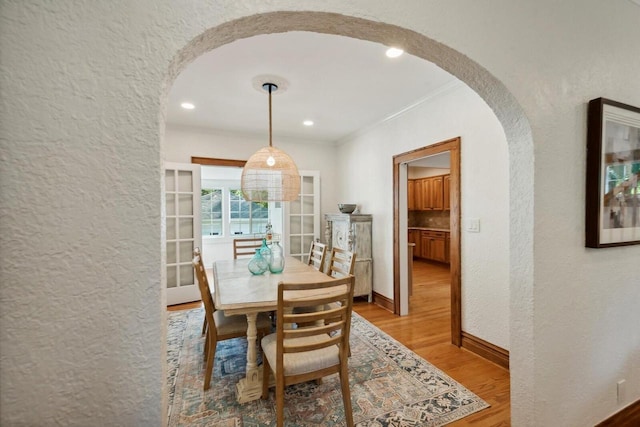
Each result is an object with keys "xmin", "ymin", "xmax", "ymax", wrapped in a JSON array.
[
  {"xmin": 247, "ymin": 249, "xmax": 268, "ymax": 275},
  {"xmin": 265, "ymin": 222, "xmax": 273, "ymax": 243},
  {"xmin": 268, "ymin": 240, "xmax": 285, "ymax": 274},
  {"xmin": 259, "ymin": 237, "xmax": 271, "ymax": 259}
]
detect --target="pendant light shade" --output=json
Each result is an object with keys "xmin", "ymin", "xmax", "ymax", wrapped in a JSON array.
[{"xmin": 241, "ymin": 82, "xmax": 300, "ymax": 202}]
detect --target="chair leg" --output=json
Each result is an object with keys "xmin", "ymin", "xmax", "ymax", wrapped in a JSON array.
[
  {"xmin": 261, "ymin": 355, "xmax": 270, "ymax": 399},
  {"xmin": 202, "ymin": 317, "xmax": 207, "ymax": 336},
  {"xmin": 339, "ymin": 361, "xmax": 354, "ymax": 427},
  {"xmin": 276, "ymin": 374, "xmax": 285, "ymax": 427},
  {"xmin": 204, "ymin": 333, "xmax": 216, "ymax": 390},
  {"xmin": 203, "ymin": 331, "xmax": 209, "ymax": 360}
]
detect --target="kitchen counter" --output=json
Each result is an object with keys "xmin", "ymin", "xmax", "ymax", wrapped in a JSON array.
[{"xmin": 408, "ymin": 227, "xmax": 450, "ymax": 232}]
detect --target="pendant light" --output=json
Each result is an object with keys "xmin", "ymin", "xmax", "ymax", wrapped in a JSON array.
[{"xmin": 241, "ymin": 82, "xmax": 301, "ymax": 202}]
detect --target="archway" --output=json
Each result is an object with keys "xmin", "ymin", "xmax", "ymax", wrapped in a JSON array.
[{"xmin": 162, "ymin": 11, "xmax": 534, "ymax": 422}]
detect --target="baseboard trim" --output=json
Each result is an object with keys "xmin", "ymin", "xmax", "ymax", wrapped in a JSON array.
[
  {"xmin": 596, "ymin": 399, "xmax": 640, "ymax": 426},
  {"xmin": 461, "ymin": 331, "xmax": 509, "ymax": 370},
  {"xmin": 371, "ymin": 291, "xmax": 394, "ymax": 312}
]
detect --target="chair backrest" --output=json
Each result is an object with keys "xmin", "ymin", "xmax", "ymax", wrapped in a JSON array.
[
  {"xmin": 276, "ymin": 275, "xmax": 355, "ymax": 368},
  {"xmin": 307, "ymin": 240, "xmax": 327, "ymax": 271},
  {"xmin": 233, "ymin": 237, "xmax": 263, "ymax": 259},
  {"xmin": 192, "ymin": 248, "xmax": 216, "ymax": 337},
  {"xmin": 327, "ymin": 247, "xmax": 356, "ymax": 278}
]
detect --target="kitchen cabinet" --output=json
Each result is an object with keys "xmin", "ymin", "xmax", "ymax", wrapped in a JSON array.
[
  {"xmin": 443, "ymin": 175, "xmax": 450, "ymax": 210},
  {"xmin": 419, "ymin": 178, "xmax": 431, "ymax": 210},
  {"xmin": 407, "ymin": 179, "xmax": 415, "ymax": 210},
  {"xmin": 325, "ymin": 213, "xmax": 372, "ymax": 301},
  {"xmin": 418, "ymin": 230, "xmax": 448, "ymax": 263},
  {"xmin": 428, "ymin": 176, "xmax": 444, "ymax": 210},
  {"xmin": 408, "ymin": 229, "xmax": 421, "ymax": 258},
  {"xmin": 414, "ymin": 179, "xmax": 424, "ymax": 210},
  {"xmin": 445, "ymin": 232, "xmax": 451, "ymax": 263},
  {"xmin": 408, "ymin": 174, "xmax": 448, "ymax": 211}
]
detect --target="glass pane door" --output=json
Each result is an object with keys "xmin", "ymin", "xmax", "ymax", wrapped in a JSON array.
[
  {"xmin": 165, "ymin": 162, "xmax": 202, "ymax": 306},
  {"xmin": 285, "ymin": 171, "xmax": 320, "ymax": 262}
]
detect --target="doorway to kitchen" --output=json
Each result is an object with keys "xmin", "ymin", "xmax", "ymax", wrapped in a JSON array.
[
  {"xmin": 407, "ymin": 151, "xmax": 452, "ymax": 348},
  {"xmin": 393, "ymin": 137, "xmax": 461, "ymax": 346}
]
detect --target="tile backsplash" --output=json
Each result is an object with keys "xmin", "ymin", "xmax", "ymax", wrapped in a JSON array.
[{"xmin": 408, "ymin": 210, "xmax": 450, "ymax": 229}]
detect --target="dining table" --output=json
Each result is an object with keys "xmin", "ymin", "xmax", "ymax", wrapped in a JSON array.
[{"xmin": 212, "ymin": 256, "xmax": 332, "ymax": 403}]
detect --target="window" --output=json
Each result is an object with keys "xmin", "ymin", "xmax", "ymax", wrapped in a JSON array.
[
  {"xmin": 198, "ymin": 164, "xmax": 287, "ymax": 239},
  {"xmin": 229, "ymin": 189, "xmax": 269, "ymax": 235},
  {"xmin": 199, "ymin": 183, "xmax": 271, "ymax": 238},
  {"xmin": 201, "ymin": 188, "xmax": 223, "ymax": 236}
]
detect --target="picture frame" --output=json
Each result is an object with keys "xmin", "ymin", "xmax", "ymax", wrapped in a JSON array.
[{"xmin": 585, "ymin": 98, "xmax": 640, "ymax": 248}]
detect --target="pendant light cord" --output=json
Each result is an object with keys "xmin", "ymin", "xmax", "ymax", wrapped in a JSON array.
[{"xmin": 268, "ymin": 83, "xmax": 274, "ymax": 148}]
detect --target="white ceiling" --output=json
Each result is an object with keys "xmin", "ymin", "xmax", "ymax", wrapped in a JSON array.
[{"xmin": 166, "ymin": 31, "xmax": 458, "ymax": 145}]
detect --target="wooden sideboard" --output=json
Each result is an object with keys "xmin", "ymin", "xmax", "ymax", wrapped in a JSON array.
[{"xmin": 324, "ymin": 213, "xmax": 372, "ymax": 301}]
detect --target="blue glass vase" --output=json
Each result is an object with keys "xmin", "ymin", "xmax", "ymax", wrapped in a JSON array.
[
  {"xmin": 268, "ymin": 241, "xmax": 285, "ymax": 274},
  {"xmin": 247, "ymin": 249, "xmax": 268, "ymax": 275}
]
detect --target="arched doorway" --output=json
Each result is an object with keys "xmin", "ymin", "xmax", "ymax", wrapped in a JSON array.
[{"xmin": 162, "ymin": 11, "xmax": 534, "ymax": 422}]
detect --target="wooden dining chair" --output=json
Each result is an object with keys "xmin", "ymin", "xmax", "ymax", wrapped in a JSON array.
[
  {"xmin": 325, "ymin": 247, "xmax": 357, "ymax": 356},
  {"xmin": 261, "ymin": 275, "xmax": 356, "ymax": 427},
  {"xmin": 193, "ymin": 247, "xmax": 209, "ymax": 336},
  {"xmin": 233, "ymin": 237, "xmax": 264, "ymax": 259},
  {"xmin": 192, "ymin": 250, "xmax": 271, "ymax": 390},
  {"xmin": 326, "ymin": 247, "xmax": 356, "ymax": 278},
  {"xmin": 307, "ymin": 240, "xmax": 327, "ymax": 271}
]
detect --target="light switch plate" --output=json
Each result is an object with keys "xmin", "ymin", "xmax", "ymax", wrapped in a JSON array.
[{"xmin": 467, "ymin": 218, "xmax": 480, "ymax": 233}]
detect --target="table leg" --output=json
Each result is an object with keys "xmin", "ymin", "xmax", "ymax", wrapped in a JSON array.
[{"xmin": 235, "ymin": 312, "xmax": 264, "ymax": 403}]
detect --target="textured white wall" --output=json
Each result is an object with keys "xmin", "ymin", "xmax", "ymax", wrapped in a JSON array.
[
  {"xmin": 338, "ymin": 84, "xmax": 511, "ymax": 350},
  {"xmin": 1, "ymin": 2, "xmax": 639, "ymax": 426}
]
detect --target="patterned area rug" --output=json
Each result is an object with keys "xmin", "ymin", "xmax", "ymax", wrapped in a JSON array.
[{"xmin": 167, "ymin": 308, "xmax": 489, "ymax": 426}]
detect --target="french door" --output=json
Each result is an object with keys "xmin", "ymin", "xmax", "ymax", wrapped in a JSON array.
[
  {"xmin": 285, "ymin": 170, "xmax": 320, "ymax": 263},
  {"xmin": 164, "ymin": 162, "xmax": 202, "ymax": 306}
]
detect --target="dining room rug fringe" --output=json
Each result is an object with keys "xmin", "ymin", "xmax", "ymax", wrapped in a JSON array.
[{"xmin": 167, "ymin": 308, "xmax": 489, "ymax": 426}]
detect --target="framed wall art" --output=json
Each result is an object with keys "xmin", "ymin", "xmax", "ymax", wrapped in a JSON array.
[{"xmin": 585, "ymin": 97, "xmax": 640, "ymax": 248}]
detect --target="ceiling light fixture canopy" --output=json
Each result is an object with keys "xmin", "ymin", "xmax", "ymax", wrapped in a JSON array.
[{"xmin": 241, "ymin": 82, "xmax": 300, "ymax": 202}]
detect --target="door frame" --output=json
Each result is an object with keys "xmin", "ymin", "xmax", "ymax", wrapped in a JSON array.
[{"xmin": 392, "ymin": 137, "xmax": 461, "ymax": 346}]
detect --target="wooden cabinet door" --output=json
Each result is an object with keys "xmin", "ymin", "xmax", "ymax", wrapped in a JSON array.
[
  {"xmin": 408, "ymin": 179, "xmax": 415, "ymax": 210},
  {"xmin": 431, "ymin": 176, "xmax": 444, "ymax": 210},
  {"xmin": 421, "ymin": 178, "xmax": 430, "ymax": 209},
  {"xmin": 445, "ymin": 232, "xmax": 450, "ymax": 263},
  {"xmin": 415, "ymin": 179, "xmax": 424, "ymax": 210},
  {"xmin": 420, "ymin": 232, "xmax": 431, "ymax": 258},
  {"xmin": 443, "ymin": 175, "xmax": 450, "ymax": 210},
  {"xmin": 430, "ymin": 237, "xmax": 447, "ymax": 262},
  {"xmin": 418, "ymin": 230, "xmax": 448, "ymax": 262},
  {"xmin": 331, "ymin": 220, "xmax": 350, "ymax": 250}
]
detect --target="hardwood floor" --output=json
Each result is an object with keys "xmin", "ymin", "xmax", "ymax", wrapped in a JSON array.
[{"xmin": 168, "ymin": 259, "xmax": 510, "ymax": 425}]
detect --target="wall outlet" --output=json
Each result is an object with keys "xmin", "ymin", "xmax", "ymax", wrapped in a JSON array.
[
  {"xmin": 617, "ymin": 379, "xmax": 626, "ymax": 405},
  {"xmin": 466, "ymin": 218, "xmax": 480, "ymax": 233}
]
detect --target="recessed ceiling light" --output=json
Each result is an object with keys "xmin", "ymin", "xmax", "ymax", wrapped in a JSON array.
[
  {"xmin": 181, "ymin": 102, "xmax": 195, "ymax": 110},
  {"xmin": 303, "ymin": 120, "xmax": 314, "ymax": 126},
  {"xmin": 385, "ymin": 47, "xmax": 404, "ymax": 58}
]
